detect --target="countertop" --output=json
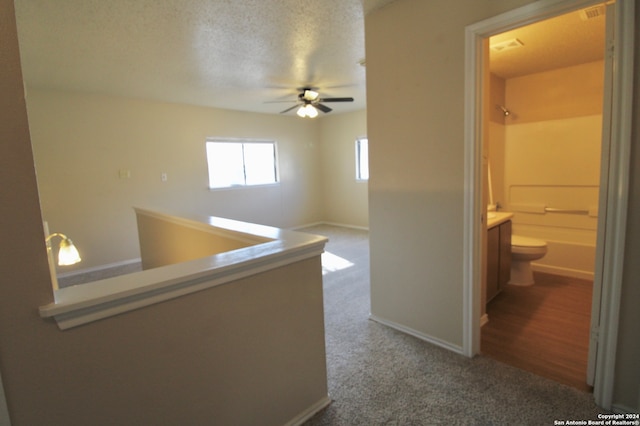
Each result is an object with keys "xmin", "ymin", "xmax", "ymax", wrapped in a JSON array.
[{"xmin": 487, "ymin": 211, "xmax": 513, "ymax": 229}]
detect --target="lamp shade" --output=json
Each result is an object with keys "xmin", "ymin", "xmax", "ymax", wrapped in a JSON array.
[
  {"xmin": 57, "ymin": 237, "xmax": 81, "ymax": 265},
  {"xmin": 296, "ymin": 103, "xmax": 319, "ymax": 118},
  {"xmin": 305, "ymin": 104, "xmax": 318, "ymax": 118},
  {"xmin": 46, "ymin": 233, "xmax": 82, "ymax": 266}
]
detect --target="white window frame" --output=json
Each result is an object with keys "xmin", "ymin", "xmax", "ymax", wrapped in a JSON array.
[
  {"xmin": 355, "ymin": 137, "xmax": 369, "ymax": 181},
  {"xmin": 206, "ymin": 138, "xmax": 279, "ymax": 189}
]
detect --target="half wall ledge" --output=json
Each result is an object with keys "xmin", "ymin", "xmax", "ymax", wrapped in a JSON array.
[{"xmin": 39, "ymin": 208, "xmax": 328, "ymax": 330}]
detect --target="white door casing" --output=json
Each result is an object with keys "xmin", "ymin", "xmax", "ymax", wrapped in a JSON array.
[
  {"xmin": 587, "ymin": 1, "xmax": 616, "ymax": 388},
  {"xmin": 463, "ymin": 0, "xmax": 634, "ymax": 410}
]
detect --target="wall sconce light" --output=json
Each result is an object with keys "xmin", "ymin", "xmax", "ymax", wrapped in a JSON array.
[
  {"xmin": 46, "ymin": 233, "xmax": 81, "ymax": 266},
  {"xmin": 43, "ymin": 221, "xmax": 82, "ymax": 292}
]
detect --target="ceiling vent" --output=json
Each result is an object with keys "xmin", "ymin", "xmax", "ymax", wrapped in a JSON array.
[
  {"xmin": 490, "ymin": 38, "xmax": 524, "ymax": 53},
  {"xmin": 580, "ymin": 5, "xmax": 605, "ymax": 21}
]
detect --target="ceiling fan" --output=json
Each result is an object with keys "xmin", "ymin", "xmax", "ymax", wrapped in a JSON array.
[{"xmin": 276, "ymin": 88, "xmax": 354, "ymax": 118}]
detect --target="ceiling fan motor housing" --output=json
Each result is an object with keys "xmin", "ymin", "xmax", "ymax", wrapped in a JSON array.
[{"xmin": 279, "ymin": 88, "xmax": 354, "ymax": 115}]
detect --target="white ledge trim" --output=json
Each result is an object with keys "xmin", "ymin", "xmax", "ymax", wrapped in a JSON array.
[{"xmin": 40, "ymin": 210, "xmax": 327, "ymax": 330}]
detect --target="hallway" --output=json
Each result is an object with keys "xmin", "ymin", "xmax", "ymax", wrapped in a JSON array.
[{"xmin": 303, "ymin": 225, "xmax": 601, "ymax": 424}]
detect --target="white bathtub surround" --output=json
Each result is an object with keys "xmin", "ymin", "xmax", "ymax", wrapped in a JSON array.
[
  {"xmin": 488, "ymin": 59, "xmax": 604, "ymax": 280},
  {"xmin": 513, "ymin": 219, "xmax": 596, "ymax": 280},
  {"xmin": 531, "ymin": 240, "xmax": 596, "ymax": 280},
  {"xmin": 497, "ymin": 111, "xmax": 601, "ymax": 278}
]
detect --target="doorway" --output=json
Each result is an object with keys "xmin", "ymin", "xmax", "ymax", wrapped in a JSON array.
[
  {"xmin": 462, "ymin": 0, "xmax": 635, "ymax": 410},
  {"xmin": 480, "ymin": 7, "xmax": 605, "ymax": 392}
]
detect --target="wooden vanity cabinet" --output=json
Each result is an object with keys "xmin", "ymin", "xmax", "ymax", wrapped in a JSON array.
[{"xmin": 486, "ymin": 220, "xmax": 512, "ymax": 303}]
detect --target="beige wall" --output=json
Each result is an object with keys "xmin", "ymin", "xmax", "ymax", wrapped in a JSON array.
[
  {"xmin": 488, "ymin": 74, "xmax": 507, "ymax": 207},
  {"xmin": 26, "ymin": 88, "xmax": 324, "ymax": 271},
  {"xmin": 319, "ymin": 109, "xmax": 369, "ymax": 228},
  {"xmin": 0, "ymin": 0, "xmax": 58, "ymax": 422},
  {"xmin": 366, "ymin": 0, "xmax": 533, "ymax": 350},
  {"xmin": 27, "ymin": 89, "xmax": 369, "ymax": 274},
  {"xmin": 135, "ymin": 212, "xmax": 264, "ymax": 270},
  {"xmin": 505, "ymin": 61, "xmax": 604, "ymax": 124},
  {"xmin": 489, "ymin": 73, "xmax": 507, "ymax": 126}
]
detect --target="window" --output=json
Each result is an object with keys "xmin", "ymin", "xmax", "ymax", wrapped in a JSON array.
[
  {"xmin": 355, "ymin": 137, "xmax": 369, "ymax": 181},
  {"xmin": 206, "ymin": 139, "xmax": 278, "ymax": 189}
]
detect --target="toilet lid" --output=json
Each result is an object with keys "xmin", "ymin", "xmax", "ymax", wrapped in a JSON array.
[{"xmin": 512, "ymin": 235, "xmax": 547, "ymax": 248}]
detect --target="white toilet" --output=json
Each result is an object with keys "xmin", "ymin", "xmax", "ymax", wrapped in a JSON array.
[{"xmin": 508, "ymin": 235, "xmax": 547, "ymax": 286}]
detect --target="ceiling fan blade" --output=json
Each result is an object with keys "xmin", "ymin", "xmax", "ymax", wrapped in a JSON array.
[
  {"xmin": 280, "ymin": 104, "xmax": 301, "ymax": 114},
  {"xmin": 318, "ymin": 97, "xmax": 354, "ymax": 102},
  {"xmin": 315, "ymin": 103, "xmax": 332, "ymax": 113}
]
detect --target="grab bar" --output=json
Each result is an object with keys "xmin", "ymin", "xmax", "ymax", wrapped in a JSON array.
[{"xmin": 544, "ymin": 207, "xmax": 589, "ymax": 215}]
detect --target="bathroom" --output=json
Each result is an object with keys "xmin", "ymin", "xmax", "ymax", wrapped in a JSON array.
[{"xmin": 481, "ymin": 5, "xmax": 606, "ymax": 390}]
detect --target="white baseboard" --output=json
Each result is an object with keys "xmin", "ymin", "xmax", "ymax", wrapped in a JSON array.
[
  {"xmin": 480, "ymin": 314, "xmax": 489, "ymax": 327},
  {"xmin": 291, "ymin": 221, "xmax": 369, "ymax": 231},
  {"xmin": 57, "ymin": 258, "xmax": 141, "ymax": 278},
  {"xmin": 290, "ymin": 222, "xmax": 325, "ymax": 230},
  {"xmin": 321, "ymin": 221, "xmax": 369, "ymax": 231},
  {"xmin": 284, "ymin": 395, "xmax": 331, "ymax": 426},
  {"xmin": 369, "ymin": 314, "xmax": 464, "ymax": 355}
]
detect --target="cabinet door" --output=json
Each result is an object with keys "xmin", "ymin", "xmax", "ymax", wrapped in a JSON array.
[
  {"xmin": 498, "ymin": 220, "xmax": 512, "ymax": 289},
  {"xmin": 486, "ymin": 226, "xmax": 500, "ymax": 302}
]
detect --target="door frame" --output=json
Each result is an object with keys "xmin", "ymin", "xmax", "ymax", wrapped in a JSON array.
[{"xmin": 462, "ymin": 0, "xmax": 635, "ymax": 410}]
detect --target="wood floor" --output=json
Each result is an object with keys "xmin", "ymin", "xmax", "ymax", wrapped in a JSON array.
[{"xmin": 481, "ymin": 271, "xmax": 593, "ymax": 392}]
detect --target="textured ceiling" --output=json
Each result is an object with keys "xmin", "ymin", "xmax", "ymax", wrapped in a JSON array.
[
  {"xmin": 15, "ymin": 0, "xmax": 368, "ymax": 115},
  {"xmin": 14, "ymin": 1, "xmax": 605, "ymax": 116},
  {"xmin": 490, "ymin": 5, "xmax": 606, "ymax": 79}
]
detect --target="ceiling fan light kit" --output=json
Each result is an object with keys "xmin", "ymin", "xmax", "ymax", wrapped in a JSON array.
[
  {"xmin": 277, "ymin": 87, "xmax": 354, "ymax": 118},
  {"xmin": 302, "ymin": 89, "xmax": 319, "ymax": 101},
  {"xmin": 297, "ymin": 104, "xmax": 319, "ymax": 118}
]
